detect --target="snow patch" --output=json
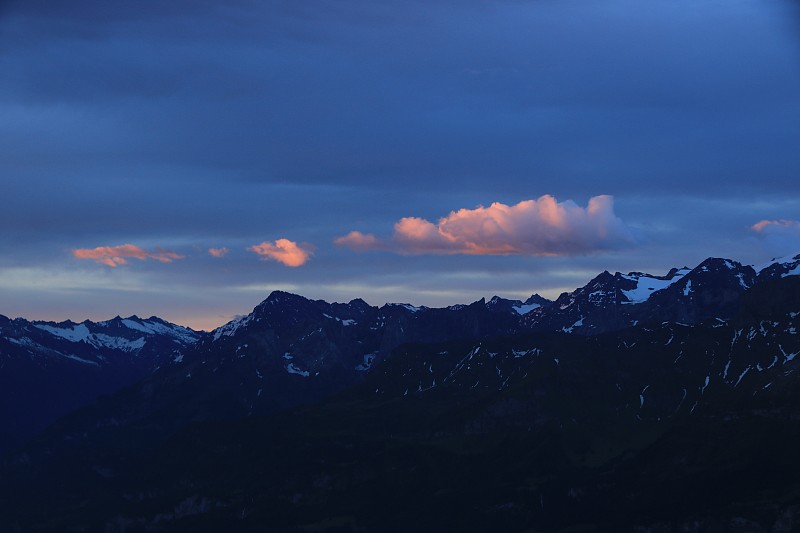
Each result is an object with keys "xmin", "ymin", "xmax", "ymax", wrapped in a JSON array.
[
  {"xmin": 88, "ymin": 334, "xmax": 145, "ymax": 351},
  {"xmin": 561, "ymin": 318, "xmax": 584, "ymax": 333},
  {"xmin": 512, "ymin": 303, "xmax": 541, "ymax": 315},
  {"xmin": 7, "ymin": 336, "xmax": 38, "ymax": 348},
  {"xmin": 60, "ymin": 353, "xmax": 100, "ymax": 366},
  {"xmin": 212, "ymin": 314, "xmax": 253, "ymax": 341},
  {"xmin": 683, "ymin": 280, "xmax": 692, "ymax": 297},
  {"xmin": 756, "ymin": 252, "xmax": 800, "ymax": 273},
  {"xmin": 34, "ymin": 323, "xmax": 91, "ymax": 342},
  {"xmin": 33, "ymin": 324, "xmax": 146, "ymax": 351},
  {"xmin": 736, "ymin": 273, "xmax": 749, "ymax": 289},
  {"xmin": 513, "ymin": 348, "xmax": 542, "ymax": 358},
  {"xmin": 734, "ymin": 367, "xmax": 750, "ymax": 387},
  {"xmin": 783, "ymin": 264, "xmax": 800, "ymax": 277},
  {"xmin": 324, "ymin": 314, "xmax": 357, "ymax": 326},
  {"xmin": 286, "ymin": 363, "xmax": 310, "ymax": 377},
  {"xmin": 388, "ymin": 303, "xmax": 422, "ymax": 313},
  {"xmin": 723, "ymin": 359, "xmax": 732, "ymax": 381},
  {"xmin": 779, "ymin": 344, "xmax": 799, "ymax": 363},
  {"xmin": 121, "ymin": 318, "xmax": 197, "ymax": 343},
  {"xmin": 622, "ymin": 268, "xmax": 690, "ymax": 304},
  {"xmin": 355, "ymin": 353, "xmax": 377, "ymax": 372}
]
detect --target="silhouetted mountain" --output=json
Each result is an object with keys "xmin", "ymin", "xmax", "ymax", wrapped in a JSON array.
[
  {"xmin": 2, "ymin": 274, "xmax": 800, "ymax": 531},
  {"xmin": 1, "ymin": 252, "xmax": 799, "ymax": 531},
  {"xmin": 0, "ymin": 315, "xmax": 199, "ymax": 453},
  {"xmin": 521, "ymin": 257, "xmax": 763, "ymax": 334}
]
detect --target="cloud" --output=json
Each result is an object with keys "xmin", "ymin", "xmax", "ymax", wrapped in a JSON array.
[
  {"xmin": 333, "ymin": 231, "xmax": 384, "ymax": 251},
  {"xmin": 247, "ymin": 238, "xmax": 313, "ymax": 267},
  {"xmin": 336, "ymin": 195, "xmax": 635, "ymax": 256},
  {"xmin": 751, "ymin": 219, "xmax": 800, "ymax": 255},
  {"xmin": 751, "ymin": 219, "xmax": 800, "ymax": 234},
  {"xmin": 72, "ymin": 244, "xmax": 185, "ymax": 267},
  {"xmin": 208, "ymin": 247, "xmax": 229, "ymax": 258}
]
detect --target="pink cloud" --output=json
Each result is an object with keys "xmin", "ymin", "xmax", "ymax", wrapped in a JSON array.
[
  {"xmin": 336, "ymin": 195, "xmax": 635, "ymax": 256},
  {"xmin": 751, "ymin": 219, "xmax": 800, "ymax": 255},
  {"xmin": 247, "ymin": 238, "xmax": 313, "ymax": 267},
  {"xmin": 751, "ymin": 219, "xmax": 800, "ymax": 233},
  {"xmin": 208, "ymin": 247, "xmax": 229, "ymax": 258},
  {"xmin": 333, "ymin": 231, "xmax": 384, "ymax": 251},
  {"xmin": 72, "ymin": 244, "xmax": 185, "ymax": 267}
]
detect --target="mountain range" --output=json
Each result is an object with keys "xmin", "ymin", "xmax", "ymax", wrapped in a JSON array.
[
  {"xmin": 1, "ymin": 252, "xmax": 799, "ymax": 531},
  {"xmin": 0, "ymin": 315, "xmax": 199, "ymax": 453}
]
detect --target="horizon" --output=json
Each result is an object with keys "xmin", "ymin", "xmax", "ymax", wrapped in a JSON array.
[
  {"xmin": 6, "ymin": 249, "xmax": 796, "ymax": 332},
  {"xmin": 2, "ymin": 0, "xmax": 799, "ymax": 331}
]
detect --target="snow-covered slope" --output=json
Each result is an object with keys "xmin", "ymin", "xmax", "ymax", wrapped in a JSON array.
[
  {"xmin": 621, "ymin": 268, "xmax": 691, "ymax": 304},
  {"xmin": 0, "ymin": 314, "xmax": 201, "ymax": 452},
  {"xmin": 755, "ymin": 252, "xmax": 800, "ymax": 281}
]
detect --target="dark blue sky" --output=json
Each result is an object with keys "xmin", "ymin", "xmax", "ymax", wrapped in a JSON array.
[{"xmin": 2, "ymin": 0, "xmax": 800, "ymax": 329}]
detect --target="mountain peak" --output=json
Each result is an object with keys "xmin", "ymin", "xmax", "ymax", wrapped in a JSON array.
[
  {"xmin": 265, "ymin": 290, "xmax": 302, "ymax": 302},
  {"xmin": 666, "ymin": 266, "xmax": 690, "ymax": 278},
  {"xmin": 524, "ymin": 294, "xmax": 551, "ymax": 306},
  {"xmin": 486, "ymin": 295, "xmax": 514, "ymax": 308},
  {"xmin": 255, "ymin": 291, "xmax": 315, "ymax": 312},
  {"xmin": 695, "ymin": 257, "xmax": 750, "ymax": 271}
]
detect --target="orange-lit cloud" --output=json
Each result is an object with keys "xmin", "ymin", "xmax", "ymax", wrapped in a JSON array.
[
  {"xmin": 333, "ymin": 231, "xmax": 384, "ymax": 251},
  {"xmin": 72, "ymin": 244, "xmax": 185, "ymax": 267},
  {"xmin": 752, "ymin": 219, "xmax": 800, "ymax": 233},
  {"xmin": 247, "ymin": 238, "xmax": 312, "ymax": 267},
  {"xmin": 208, "ymin": 247, "xmax": 229, "ymax": 258},
  {"xmin": 751, "ymin": 219, "xmax": 800, "ymax": 254},
  {"xmin": 336, "ymin": 195, "xmax": 635, "ymax": 256}
]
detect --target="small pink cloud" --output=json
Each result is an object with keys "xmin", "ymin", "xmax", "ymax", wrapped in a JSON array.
[
  {"xmin": 247, "ymin": 238, "xmax": 313, "ymax": 267},
  {"xmin": 335, "ymin": 195, "xmax": 635, "ymax": 256},
  {"xmin": 751, "ymin": 219, "xmax": 800, "ymax": 233},
  {"xmin": 72, "ymin": 244, "xmax": 185, "ymax": 267},
  {"xmin": 751, "ymin": 219, "xmax": 800, "ymax": 255},
  {"xmin": 333, "ymin": 231, "xmax": 384, "ymax": 251},
  {"xmin": 208, "ymin": 247, "xmax": 229, "ymax": 258}
]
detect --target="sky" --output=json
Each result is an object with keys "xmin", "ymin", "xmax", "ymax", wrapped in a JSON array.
[{"xmin": 2, "ymin": 0, "xmax": 800, "ymax": 330}]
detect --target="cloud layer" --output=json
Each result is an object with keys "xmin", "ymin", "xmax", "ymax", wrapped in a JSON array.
[
  {"xmin": 208, "ymin": 247, "xmax": 229, "ymax": 258},
  {"xmin": 336, "ymin": 195, "xmax": 635, "ymax": 256},
  {"xmin": 72, "ymin": 244, "xmax": 184, "ymax": 267},
  {"xmin": 247, "ymin": 239, "xmax": 312, "ymax": 267}
]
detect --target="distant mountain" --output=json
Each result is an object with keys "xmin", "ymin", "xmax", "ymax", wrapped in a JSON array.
[
  {"xmin": 2, "ymin": 274, "xmax": 800, "ymax": 531},
  {"xmin": 2, "ymin": 252, "xmax": 798, "ymax": 455},
  {"xmin": 0, "ymin": 315, "xmax": 199, "ymax": 453},
  {"xmin": 13, "ymin": 291, "xmax": 537, "ymax": 445},
  {"xmin": 3, "ymin": 253, "xmax": 797, "ymax": 448},
  {"xmin": 2, "ymin": 252, "xmax": 800, "ymax": 530}
]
